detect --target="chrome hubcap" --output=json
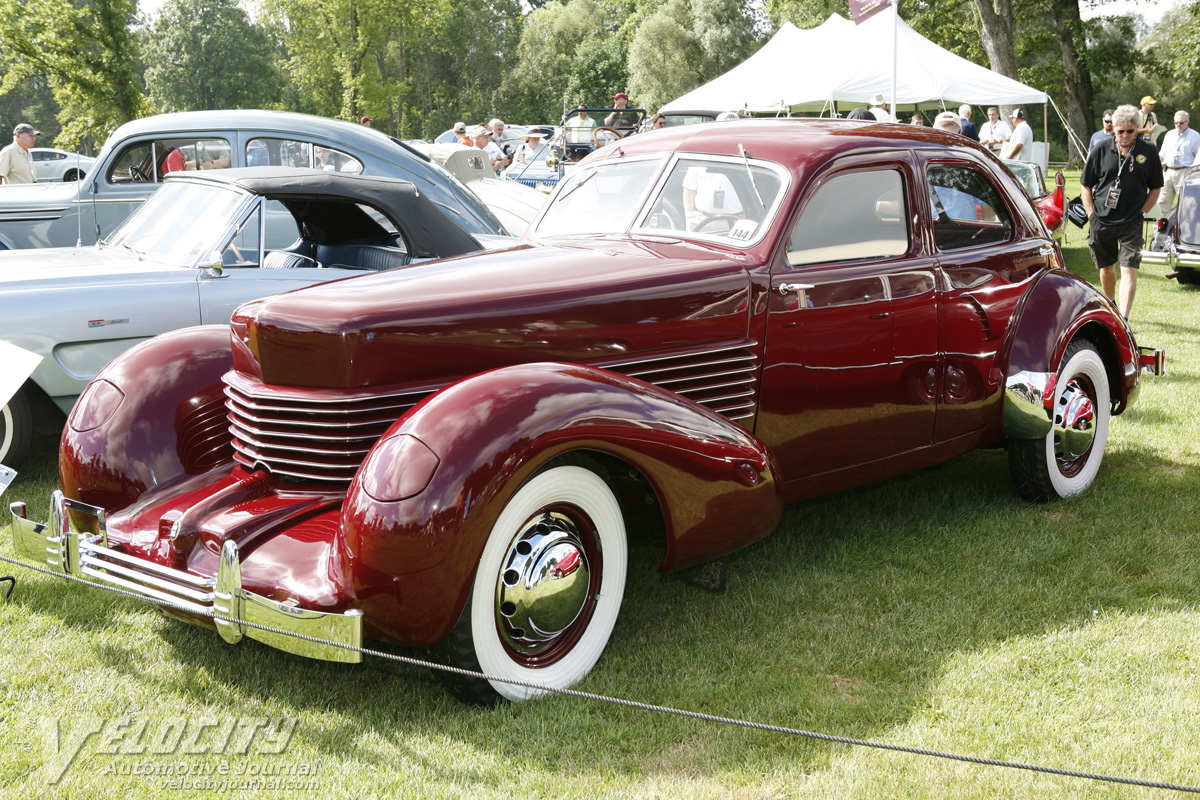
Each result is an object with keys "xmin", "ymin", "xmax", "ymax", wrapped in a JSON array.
[
  {"xmin": 1053, "ymin": 377, "xmax": 1096, "ymax": 465},
  {"xmin": 495, "ymin": 511, "xmax": 591, "ymax": 655}
]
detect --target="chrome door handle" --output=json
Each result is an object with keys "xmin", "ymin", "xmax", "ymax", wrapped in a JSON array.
[
  {"xmin": 1038, "ymin": 245, "xmax": 1055, "ymax": 256},
  {"xmin": 778, "ymin": 282, "xmax": 814, "ymax": 295}
]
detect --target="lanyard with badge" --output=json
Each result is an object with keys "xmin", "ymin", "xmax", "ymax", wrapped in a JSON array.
[{"xmin": 1106, "ymin": 145, "xmax": 1134, "ymax": 208}]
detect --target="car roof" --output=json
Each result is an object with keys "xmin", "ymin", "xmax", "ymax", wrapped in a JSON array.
[
  {"xmin": 168, "ymin": 167, "xmax": 481, "ymax": 258},
  {"xmin": 607, "ymin": 117, "xmax": 985, "ymax": 168},
  {"xmin": 111, "ymin": 110, "xmax": 393, "ymax": 148}
]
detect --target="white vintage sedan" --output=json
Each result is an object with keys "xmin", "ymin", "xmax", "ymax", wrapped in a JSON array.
[
  {"xmin": 30, "ymin": 147, "xmax": 96, "ymax": 182},
  {"xmin": 0, "ymin": 167, "xmax": 501, "ymax": 470}
]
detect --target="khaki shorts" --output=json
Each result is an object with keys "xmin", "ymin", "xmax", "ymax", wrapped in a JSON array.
[{"xmin": 1087, "ymin": 216, "xmax": 1144, "ymax": 269}]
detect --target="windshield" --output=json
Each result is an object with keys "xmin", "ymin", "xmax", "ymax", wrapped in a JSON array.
[
  {"xmin": 636, "ymin": 156, "xmax": 789, "ymax": 246},
  {"xmin": 105, "ymin": 181, "xmax": 249, "ymax": 265},
  {"xmin": 532, "ymin": 159, "xmax": 663, "ymax": 237}
]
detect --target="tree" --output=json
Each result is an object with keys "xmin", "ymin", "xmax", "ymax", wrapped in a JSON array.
[
  {"xmin": 142, "ymin": 0, "xmax": 281, "ymax": 112},
  {"xmin": 627, "ymin": 0, "xmax": 761, "ymax": 113},
  {"xmin": 0, "ymin": 0, "xmax": 151, "ymax": 148}
]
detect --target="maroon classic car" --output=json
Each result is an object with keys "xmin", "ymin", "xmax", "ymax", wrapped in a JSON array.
[{"xmin": 11, "ymin": 120, "xmax": 1164, "ymax": 705}]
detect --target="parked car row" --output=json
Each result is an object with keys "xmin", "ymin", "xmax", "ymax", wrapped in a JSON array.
[
  {"xmin": 0, "ymin": 110, "xmax": 511, "ymax": 251},
  {"xmin": 7, "ymin": 118, "xmax": 1164, "ymax": 709}
]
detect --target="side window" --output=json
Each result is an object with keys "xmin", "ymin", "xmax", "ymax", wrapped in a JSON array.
[
  {"xmin": 787, "ymin": 170, "xmax": 909, "ymax": 267},
  {"xmin": 246, "ymin": 138, "xmax": 363, "ymax": 174},
  {"xmin": 107, "ymin": 138, "xmax": 231, "ymax": 184},
  {"xmin": 222, "ymin": 203, "xmax": 262, "ymax": 267},
  {"xmin": 927, "ymin": 165, "xmax": 1013, "ymax": 250}
]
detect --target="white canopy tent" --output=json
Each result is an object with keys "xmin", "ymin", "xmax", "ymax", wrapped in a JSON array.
[{"xmin": 660, "ymin": 12, "xmax": 1047, "ymax": 115}]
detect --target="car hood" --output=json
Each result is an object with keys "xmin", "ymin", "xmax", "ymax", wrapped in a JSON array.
[
  {"xmin": 0, "ymin": 245, "xmax": 176, "ymax": 287},
  {"xmin": 231, "ymin": 237, "xmax": 754, "ymax": 389},
  {"xmin": 0, "ymin": 180, "xmax": 87, "ymax": 209}
]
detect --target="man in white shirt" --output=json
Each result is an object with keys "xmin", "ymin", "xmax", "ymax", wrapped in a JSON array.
[
  {"xmin": 564, "ymin": 105, "xmax": 596, "ymax": 144},
  {"xmin": 1158, "ymin": 110, "xmax": 1200, "ymax": 214},
  {"xmin": 1006, "ymin": 109, "xmax": 1034, "ymax": 162},
  {"xmin": 0, "ymin": 123, "xmax": 38, "ymax": 184},
  {"xmin": 472, "ymin": 126, "xmax": 506, "ymax": 172},
  {"xmin": 978, "ymin": 107, "xmax": 1011, "ymax": 155},
  {"xmin": 868, "ymin": 93, "xmax": 890, "ymax": 122}
]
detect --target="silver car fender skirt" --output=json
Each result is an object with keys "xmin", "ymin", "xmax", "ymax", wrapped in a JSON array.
[
  {"xmin": 1002, "ymin": 370, "xmax": 1057, "ymax": 439},
  {"xmin": 9, "ymin": 492, "xmax": 364, "ymax": 663}
]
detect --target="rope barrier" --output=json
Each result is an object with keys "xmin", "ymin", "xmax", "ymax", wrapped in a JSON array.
[{"xmin": 2, "ymin": 549, "xmax": 1199, "ymax": 794}]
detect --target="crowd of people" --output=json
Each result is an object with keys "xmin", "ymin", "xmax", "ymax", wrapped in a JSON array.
[{"xmin": 4, "ymin": 87, "xmax": 1196, "ymax": 321}]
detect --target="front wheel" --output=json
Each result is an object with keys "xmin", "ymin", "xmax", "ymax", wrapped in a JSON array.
[
  {"xmin": 433, "ymin": 460, "xmax": 627, "ymax": 704},
  {"xmin": 0, "ymin": 386, "xmax": 33, "ymax": 470},
  {"xmin": 1007, "ymin": 340, "xmax": 1110, "ymax": 501}
]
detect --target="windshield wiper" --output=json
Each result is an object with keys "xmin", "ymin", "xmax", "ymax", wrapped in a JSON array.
[
  {"xmin": 556, "ymin": 168, "xmax": 598, "ymax": 203},
  {"xmin": 738, "ymin": 144, "xmax": 766, "ymax": 210}
]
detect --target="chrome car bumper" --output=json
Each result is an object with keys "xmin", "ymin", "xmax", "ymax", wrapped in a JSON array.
[
  {"xmin": 9, "ymin": 492, "xmax": 363, "ymax": 663},
  {"xmin": 1004, "ymin": 347, "xmax": 1165, "ymax": 439},
  {"xmin": 1140, "ymin": 243, "xmax": 1200, "ymax": 270},
  {"xmin": 1003, "ymin": 370, "xmax": 1057, "ymax": 438}
]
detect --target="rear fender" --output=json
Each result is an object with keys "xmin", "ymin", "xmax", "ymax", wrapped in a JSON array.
[
  {"xmin": 342, "ymin": 362, "xmax": 782, "ymax": 647},
  {"xmin": 59, "ymin": 325, "xmax": 235, "ymax": 513},
  {"xmin": 1002, "ymin": 271, "xmax": 1137, "ymax": 440}
]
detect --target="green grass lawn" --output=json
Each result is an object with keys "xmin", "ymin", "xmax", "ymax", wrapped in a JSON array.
[{"xmin": 3, "ymin": 176, "xmax": 1199, "ymax": 798}]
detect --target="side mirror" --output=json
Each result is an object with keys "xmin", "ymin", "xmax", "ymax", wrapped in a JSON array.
[{"xmin": 203, "ymin": 251, "xmax": 225, "ymax": 278}]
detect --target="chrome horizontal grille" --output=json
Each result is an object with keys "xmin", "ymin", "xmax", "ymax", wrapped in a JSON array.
[
  {"xmin": 224, "ymin": 373, "xmax": 436, "ymax": 483},
  {"xmin": 224, "ymin": 341, "xmax": 760, "ymax": 484},
  {"xmin": 601, "ymin": 341, "xmax": 760, "ymax": 422}
]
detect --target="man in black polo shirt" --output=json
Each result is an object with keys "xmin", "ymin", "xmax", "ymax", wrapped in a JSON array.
[{"xmin": 1081, "ymin": 103, "xmax": 1163, "ymax": 319}]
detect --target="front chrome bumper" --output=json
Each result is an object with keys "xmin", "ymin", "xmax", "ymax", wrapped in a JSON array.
[{"xmin": 10, "ymin": 492, "xmax": 363, "ymax": 663}]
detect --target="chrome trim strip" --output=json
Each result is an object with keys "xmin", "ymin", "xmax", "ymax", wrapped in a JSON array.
[
  {"xmin": 230, "ymin": 442, "xmax": 361, "ymax": 475},
  {"xmin": 79, "ymin": 565, "xmax": 214, "ymax": 614},
  {"xmin": 80, "ymin": 555, "xmax": 216, "ymax": 602},
  {"xmin": 224, "ymin": 372, "xmax": 443, "ymax": 405},
  {"xmin": 226, "ymin": 392, "xmax": 423, "ymax": 417},
  {"xmin": 228, "ymin": 422, "xmax": 376, "ymax": 454},
  {"xmin": 601, "ymin": 340, "xmax": 758, "ymax": 369},
  {"xmin": 1002, "ymin": 370, "xmax": 1055, "ymax": 439},
  {"xmin": 80, "ymin": 540, "xmax": 214, "ymax": 587}
]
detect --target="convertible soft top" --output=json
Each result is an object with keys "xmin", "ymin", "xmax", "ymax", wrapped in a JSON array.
[{"xmin": 167, "ymin": 167, "xmax": 482, "ymax": 259}]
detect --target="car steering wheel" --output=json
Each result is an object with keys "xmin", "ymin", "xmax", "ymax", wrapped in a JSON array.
[
  {"xmin": 693, "ymin": 214, "xmax": 747, "ymax": 234},
  {"xmin": 592, "ymin": 127, "xmax": 621, "ymax": 148}
]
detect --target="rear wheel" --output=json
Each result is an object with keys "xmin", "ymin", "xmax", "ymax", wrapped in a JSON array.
[
  {"xmin": 0, "ymin": 386, "xmax": 33, "ymax": 470},
  {"xmin": 433, "ymin": 459, "xmax": 627, "ymax": 704},
  {"xmin": 1175, "ymin": 267, "xmax": 1200, "ymax": 285},
  {"xmin": 1007, "ymin": 340, "xmax": 1110, "ymax": 501},
  {"xmin": 63, "ymin": 169, "xmax": 82, "ymax": 182}
]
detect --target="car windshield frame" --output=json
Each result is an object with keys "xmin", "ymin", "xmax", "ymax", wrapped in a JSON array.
[
  {"xmin": 528, "ymin": 151, "xmax": 791, "ymax": 247},
  {"xmin": 632, "ymin": 152, "xmax": 792, "ymax": 248},
  {"xmin": 102, "ymin": 179, "xmax": 258, "ymax": 267},
  {"xmin": 528, "ymin": 155, "xmax": 668, "ymax": 238}
]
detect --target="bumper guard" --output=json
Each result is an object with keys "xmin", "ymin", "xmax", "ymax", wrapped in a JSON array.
[{"xmin": 10, "ymin": 492, "xmax": 363, "ymax": 663}]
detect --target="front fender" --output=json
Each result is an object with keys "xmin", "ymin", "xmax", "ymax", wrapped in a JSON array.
[
  {"xmin": 342, "ymin": 362, "xmax": 782, "ymax": 648},
  {"xmin": 60, "ymin": 325, "xmax": 235, "ymax": 513},
  {"xmin": 1002, "ymin": 270, "xmax": 1137, "ymax": 440}
]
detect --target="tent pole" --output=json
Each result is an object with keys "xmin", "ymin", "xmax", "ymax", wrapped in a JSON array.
[
  {"xmin": 890, "ymin": 0, "xmax": 899, "ymax": 122},
  {"xmin": 1043, "ymin": 102, "xmax": 1048, "ymax": 168}
]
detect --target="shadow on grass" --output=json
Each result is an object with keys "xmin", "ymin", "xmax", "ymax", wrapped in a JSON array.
[{"xmin": 7, "ymin": 433, "xmax": 1198, "ymax": 786}]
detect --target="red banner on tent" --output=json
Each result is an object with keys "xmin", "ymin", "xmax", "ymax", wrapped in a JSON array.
[{"xmin": 848, "ymin": 0, "xmax": 893, "ymax": 24}]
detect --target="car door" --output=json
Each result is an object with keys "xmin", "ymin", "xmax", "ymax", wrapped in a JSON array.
[
  {"xmin": 195, "ymin": 199, "xmax": 367, "ymax": 324},
  {"xmin": 757, "ymin": 154, "xmax": 940, "ymax": 488},
  {"xmin": 923, "ymin": 157, "xmax": 1054, "ymax": 441}
]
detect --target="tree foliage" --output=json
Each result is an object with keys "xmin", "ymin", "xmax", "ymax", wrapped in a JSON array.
[
  {"xmin": 0, "ymin": 0, "xmax": 151, "ymax": 149},
  {"xmin": 142, "ymin": 0, "xmax": 281, "ymax": 112}
]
